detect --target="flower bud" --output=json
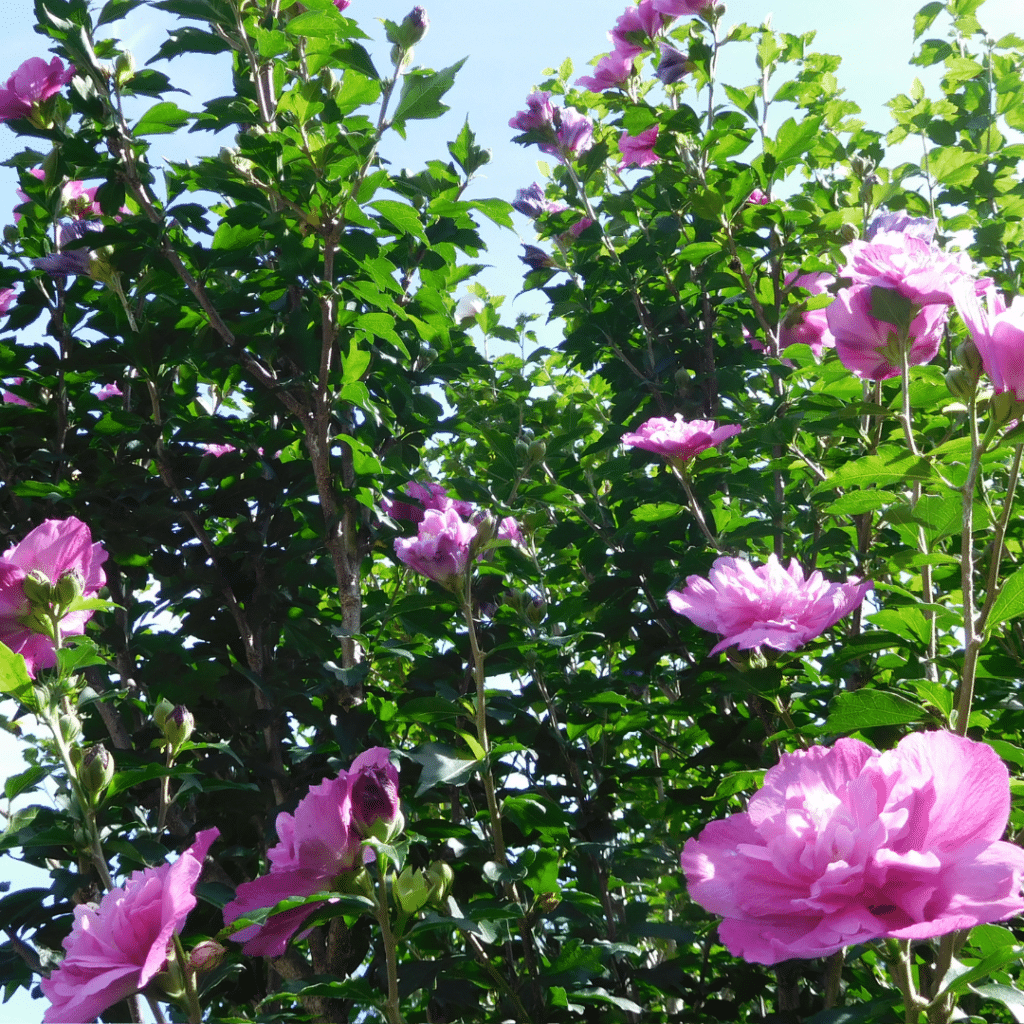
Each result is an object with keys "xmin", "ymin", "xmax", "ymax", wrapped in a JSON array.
[
  {"xmin": 188, "ymin": 940, "xmax": 226, "ymax": 973},
  {"xmin": 945, "ymin": 366, "xmax": 976, "ymax": 403},
  {"xmin": 3, "ymin": 225, "xmax": 19, "ymax": 243},
  {"xmin": 152, "ymin": 698, "xmax": 175, "ymax": 729},
  {"xmin": 514, "ymin": 439, "xmax": 529, "ymax": 460},
  {"xmin": 990, "ymin": 390, "xmax": 1023, "ymax": 426},
  {"xmin": 59, "ymin": 712, "xmax": 82, "ymax": 743},
  {"xmin": 337, "ymin": 866, "xmax": 375, "ymax": 900},
  {"xmin": 22, "ymin": 570, "xmax": 53, "ymax": 607},
  {"xmin": 395, "ymin": 866, "xmax": 430, "ymax": 915},
  {"xmin": 162, "ymin": 705, "xmax": 194, "ymax": 752},
  {"xmin": 526, "ymin": 439, "xmax": 546, "ymax": 465},
  {"xmin": 520, "ymin": 245, "xmax": 555, "ymax": 272},
  {"xmin": 54, "ymin": 568, "xmax": 85, "ymax": 609},
  {"xmin": 955, "ymin": 340, "xmax": 983, "ymax": 375},
  {"xmin": 423, "ymin": 861, "xmax": 454, "ymax": 908},
  {"xmin": 387, "ymin": 6, "xmax": 429, "ymax": 48},
  {"xmin": 839, "ymin": 222, "xmax": 860, "ymax": 243},
  {"xmin": 79, "ymin": 744, "xmax": 114, "ymax": 803},
  {"xmin": 469, "ymin": 513, "xmax": 496, "ymax": 557},
  {"xmin": 114, "ymin": 51, "xmax": 135, "ymax": 86},
  {"xmin": 525, "ymin": 594, "xmax": 546, "ymax": 626},
  {"xmin": 352, "ymin": 758, "xmax": 403, "ymax": 842}
]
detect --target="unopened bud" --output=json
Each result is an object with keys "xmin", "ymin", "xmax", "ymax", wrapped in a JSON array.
[
  {"xmin": 849, "ymin": 154, "xmax": 875, "ymax": 179},
  {"xmin": 3, "ymin": 225, "xmax": 18, "ymax": 243},
  {"xmin": 990, "ymin": 389, "xmax": 1022, "ymax": 426},
  {"xmin": 525, "ymin": 594, "xmax": 546, "ymax": 626},
  {"xmin": 470, "ymin": 514, "xmax": 496, "ymax": 555},
  {"xmin": 152, "ymin": 698, "xmax": 175, "ymax": 728},
  {"xmin": 114, "ymin": 51, "xmax": 135, "ymax": 86},
  {"xmin": 79, "ymin": 744, "xmax": 114, "ymax": 802},
  {"xmin": 514, "ymin": 439, "xmax": 529, "ymax": 460},
  {"xmin": 337, "ymin": 866, "xmax": 375, "ymax": 901},
  {"xmin": 22, "ymin": 570, "xmax": 53, "ymax": 607},
  {"xmin": 188, "ymin": 940, "xmax": 226, "ymax": 973},
  {"xmin": 424, "ymin": 861, "xmax": 454, "ymax": 908},
  {"xmin": 395, "ymin": 866, "xmax": 430, "ymax": 915},
  {"xmin": 537, "ymin": 892, "xmax": 561, "ymax": 915},
  {"xmin": 162, "ymin": 705, "xmax": 194, "ymax": 751},
  {"xmin": 54, "ymin": 568, "xmax": 85, "ymax": 609},
  {"xmin": 387, "ymin": 6, "xmax": 429, "ymax": 48},
  {"xmin": 945, "ymin": 366, "xmax": 976, "ymax": 403},
  {"xmin": 955, "ymin": 340, "xmax": 983, "ymax": 375},
  {"xmin": 839, "ymin": 222, "xmax": 860, "ymax": 243},
  {"xmin": 59, "ymin": 712, "xmax": 82, "ymax": 743},
  {"xmin": 526, "ymin": 439, "xmax": 546, "ymax": 464}
]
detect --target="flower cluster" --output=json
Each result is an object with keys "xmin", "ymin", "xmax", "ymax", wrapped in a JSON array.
[
  {"xmin": 825, "ymin": 218, "xmax": 970, "ymax": 379},
  {"xmin": 41, "ymin": 829, "xmax": 219, "ymax": 1023},
  {"xmin": 682, "ymin": 732, "xmax": 1024, "ymax": 964},
  {"xmin": 668, "ymin": 554, "xmax": 871, "ymax": 655},
  {"xmin": 508, "ymin": 91, "xmax": 594, "ymax": 163},
  {"xmin": 223, "ymin": 749, "xmax": 399, "ymax": 956},
  {"xmin": 0, "ymin": 517, "xmax": 108, "ymax": 676}
]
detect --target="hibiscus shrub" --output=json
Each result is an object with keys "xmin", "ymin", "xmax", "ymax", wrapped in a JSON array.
[{"xmin": 3, "ymin": 0, "xmax": 1024, "ymax": 1022}]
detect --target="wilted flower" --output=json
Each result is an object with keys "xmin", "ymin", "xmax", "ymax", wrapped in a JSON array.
[
  {"xmin": 550, "ymin": 108, "xmax": 594, "ymax": 160},
  {"xmin": 0, "ymin": 57, "xmax": 75, "ymax": 123},
  {"xmin": 0, "ymin": 288, "xmax": 15, "ymax": 314},
  {"xmin": 954, "ymin": 280, "xmax": 1024, "ymax": 400},
  {"xmin": 655, "ymin": 42, "xmax": 691, "ymax": 84},
  {"xmin": 223, "ymin": 753, "xmax": 392, "ymax": 956},
  {"xmin": 393, "ymin": 507, "xmax": 477, "ymax": 590},
  {"xmin": 826, "ymin": 283, "xmax": 947, "ymax": 380},
  {"xmin": 576, "ymin": 51, "xmax": 635, "ymax": 92},
  {"xmin": 32, "ymin": 220, "xmax": 103, "ymax": 278},
  {"xmin": 96, "ymin": 382, "xmax": 124, "ymax": 401},
  {"xmin": 40, "ymin": 829, "xmax": 218, "ymax": 1023},
  {"xmin": 622, "ymin": 414, "xmax": 741, "ymax": 462},
  {"xmin": 511, "ymin": 182, "xmax": 567, "ymax": 218},
  {"xmin": 681, "ymin": 732, "xmax": 1024, "ymax": 964},
  {"xmin": 333, "ymin": 0, "xmax": 351, "ymax": 9},
  {"xmin": 619, "ymin": 125, "xmax": 659, "ymax": 168},
  {"xmin": 667, "ymin": 554, "xmax": 871, "ymax": 655},
  {"xmin": 0, "ymin": 518, "xmax": 107, "ymax": 676},
  {"xmin": 520, "ymin": 244, "xmax": 555, "ymax": 272}
]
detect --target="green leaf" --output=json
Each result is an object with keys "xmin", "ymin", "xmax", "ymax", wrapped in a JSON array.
[
  {"xmin": 98, "ymin": 0, "xmax": 145, "ymax": 25},
  {"xmin": 823, "ymin": 690, "xmax": 927, "ymax": 733},
  {"xmin": 913, "ymin": 1, "xmax": 944, "ymax": 40},
  {"xmin": 5, "ymin": 765, "xmax": 48, "ymax": 801},
  {"xmin": 632, "ymin": 502, "xmax": 686, "ymax": 522},
  {"xmin": 973, "ymin": 984, "xmax": 1024, "ymax": 1023},
  {"xmin": 821, "ymin": 447, "xmax": 933, "ymax": 490},
  {"xmin": 408, "ymin": 742, "xmax": 477, "ymax": 797},
  {"xmin": 987, "ymin": 565, "xmax": 1024, "ymax": 633},
  {"xmin": 391, "ymin": 58, "xmax": 467, "ymax": 130},
  {"xmin": 928, "ymin": 146, "xmax": 984, "ymax": 187},
  {"xmin": 369, "ymin": 200, "xmax": 426, "ymax": 242},
  {"xmin": 0, "ymin": 644, "xmax": 34, "ymax": 708},
  {"xmin": 825, "ymin": 491, "xmax": 890, "ymax": 515},
  {"xmin": 134, "ymin": 100, "xmax": 192, "ymax": 135}
]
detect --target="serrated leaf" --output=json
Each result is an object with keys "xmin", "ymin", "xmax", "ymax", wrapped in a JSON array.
[
  {"xmin": 134, "ymin": 100, "xmax": 191, "ymax": 135},
  {"xmin": 987, "ymin": 566, "xmax": 1024, "ymax": 633},
  {"xmin": 408, "ymin": 742, "xmax": 478, "ymax": 797},
  {"xmin": 0, "ymin": 644, "xmax": 34, "ymax": 708},
  {"xmin": 392, "ymin": 59, "xmax": 466, "ymax": 129}
]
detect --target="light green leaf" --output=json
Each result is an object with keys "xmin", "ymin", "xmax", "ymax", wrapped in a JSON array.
[
  {"xmin": 392, "ymin": 59, "xmax": 467, "ymax": 129},
  {"xmin": 134, "ymin": 100, "xmax": 191, "ymax": 135},
  {"xmin": 824, "ymin": 690, "xmax": 927, "ymax": 734}
]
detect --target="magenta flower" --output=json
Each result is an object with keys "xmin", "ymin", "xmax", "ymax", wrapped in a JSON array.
[
  {"xmin": 576, "ymin": 51, "xmax": 635, "ymax": 92},
  {"xmin": 652, "ymin": 0, "xmax": 710, "ymax": 15},
  {"xmin": 497, "ymin": 516, "xmax": 525, "ymax": 547},
  {"xmin": 954, "ymin": 280, "xmax": 1024, "ymax": 399},
  {"xmin": 0, "ymin": 57, "xmax": 75, "ymax": 122},
  {"xmin": 224, "ymin": 751, "xmax": 395, "ymax": 956},
  {"xmin": 393, "ymin": 507, "xmax": 477, "ymax": 589},
  {"xmin": 746, "ymin": 189, "xmax": 770, "ymax": 205},
  {"xmin": 560, "ymin": 217, "xmax": 594, "ymax": 243},
  {"xmin": 610, "ymin": 0, "xmax": 665, "ymax": 55},
  {"xmin": 96, "ymin": 382, "xmax": 124, "ymax": 401},
  {"xmin": 201, "ymin": 443, "xmax": 237, "ymax": 458},
  {"xmin": 622, "ymin": 414, "xmax": 741, "ymax": 463},
  {"xmin": 826, "ymin": 282, "xmax": 947, "ymax": 380},
  {"xmin": 779, "ymin": 272, "xmax": 836, "ymax": 358},
  {"xmin": 839, "ymin": 229, "xmax": 970, "ymax": 309},
  {"xmin": 619, "ymin": 125, "xmax": 659, "ymax": 168},
  {"xmin": 350, "ymin": 747, "xmax": 401, "ymax": 838},
  {"xmin": 0, "ymin": 517, "xmax": 108, "ymax": 676},
  {"xmin": 0, "ymin": 288, "xmax": 15, "ymax": 314},
  {"xmin": 550, "ymin": 108, "xmax": 594, "ymax": 160},
  {"xmin": 40, "ymin": 829, "xmax": 218, "ymax": 1023},
  {"xmin": 668, "ymin": 554, "xmax": 871, "ymax": 655},
  {"xmin": 2, "ymin": 378, "xmax": 30, "ymax": 407},
  {"xmin": 382, "ymin": 481, "xmax": 473, "ymax": 524},
  {"xmin": 333, "ymin": 0, "xmax": 351, "ymax": 8},
  {"xmin": 508, "ymin": 91, "xmax": 555, "ymax": 133},
  {"xmin": 682, "ymin": 732, "xmax": 1024, "ymax": 965}
]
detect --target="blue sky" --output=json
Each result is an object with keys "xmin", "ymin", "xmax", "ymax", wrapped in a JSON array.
[{"xmin": 0, "ymin": 0, "xmax": 1019, "ymax": 1019}]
